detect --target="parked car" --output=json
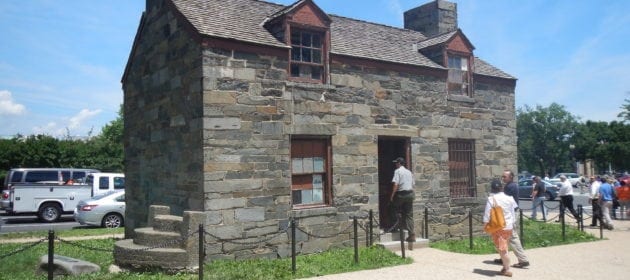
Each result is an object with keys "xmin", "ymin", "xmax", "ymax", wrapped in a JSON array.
[
  {"xmin": 517, "ymin": 179, "xmax": 559, "ymax": 201},
  {"xmin": 74, "ymin": 190, "xmax": 125, "ymax": 228},
  {"xmin": 548, "ymin": 172, "xmax": 581, "ymax": 186}
]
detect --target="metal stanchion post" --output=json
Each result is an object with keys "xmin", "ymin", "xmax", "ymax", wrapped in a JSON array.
[
  {"xmin": 48, "ymin": 230, "xmax": 54, "ymax": 280},
  {"xmin": 560, "ymin": 203, "xmax": 566, "ymax": 241},
  {"xmin": 424, "ymin": 207, "xmax": 429, "ymax": 239},
  {"xmin": 369, "ymin": 210, "xmax": 373, "ymax": 246},
  {"xmin": 577, "ymin": 204, "xmax": 583, "ymax": 231},
  {"xmin": 468, "ymin": 208, "xmax": 473, "ymax": 250},
  {"xmin": 199, "ymin": 224, "xmax": 204, "ymax": 280},
  {"xmin": 519, "ymin": 209, "xmax": 524, "ymax": 247},
  {"xmin": 353, "ymin": 217, "xmax": 359, "ymax": 264},
  {"xmin": 398, "ymin": 214, "xmax": 405, "ymax": 259},
  {"xmin": 291, "ymin": 218, "xmax": 296, "ymax": 274}
]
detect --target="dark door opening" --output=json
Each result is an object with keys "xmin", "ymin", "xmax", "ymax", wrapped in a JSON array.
[{"xmin": 377, "ymin": 137, "xmax": 410, "ymax": 229}]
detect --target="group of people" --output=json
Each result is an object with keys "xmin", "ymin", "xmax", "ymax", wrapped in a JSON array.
[
  {"xmin": 388, "ymin": 160, "xmax": 630, "ymax": 277},
  {"xmin": 588, "ymin": 175, "xmax": 630, "ymax": 230}
]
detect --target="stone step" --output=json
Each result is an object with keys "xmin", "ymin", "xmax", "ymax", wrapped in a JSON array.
[
  {"xmin": 133, "ymin": 227, "xmax": 182, "ymax": 248},
  {"xmin": 378, "ymin": 230, "xmax": 429, "ymax": 251},
  {"xmin": 114, "ymin": 239, "xmax": 189, "ymax": 269},
  {"xmin": 153, "ymin": 214, "xmax": 183, "ymax": 233}
]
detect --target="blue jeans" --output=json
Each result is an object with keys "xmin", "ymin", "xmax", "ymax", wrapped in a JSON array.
[{"xmin": 531, "ymin": 196, "xmax": 546, "ymax": 220}]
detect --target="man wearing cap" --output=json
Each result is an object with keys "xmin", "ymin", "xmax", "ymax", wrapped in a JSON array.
[{"xmin": 389, "ymin": 157, "xmax": 415, "ymax": 242}]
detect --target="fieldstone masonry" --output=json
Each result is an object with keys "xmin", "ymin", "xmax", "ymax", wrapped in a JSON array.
[{"xmin": 123, "ymin": 0, "xmax": 517, "ymax": 261}]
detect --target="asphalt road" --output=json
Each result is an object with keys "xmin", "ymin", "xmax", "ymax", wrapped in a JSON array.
[{"xmin": 0, "ymin": 211, "xmax": 83, "ymax": 233}]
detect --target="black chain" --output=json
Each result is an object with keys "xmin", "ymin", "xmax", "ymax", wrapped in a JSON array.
[
  {"xmin": 204, "ymin": 228, "xmax": 289, "ymax": 246},
  {"xmin": 0, "ymin": 239, "xmax": 46, "ymax": 260},
  {"xmin": 296, "ymin": 222, "xmax": 354, "ymax": 239},
  {"xmin": 56, "ymin": 237, "xmax": 113, "ymax": 252}
]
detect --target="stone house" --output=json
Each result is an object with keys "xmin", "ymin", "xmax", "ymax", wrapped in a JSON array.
[{"xmin": 122, "ymin": 0, "xmax": 517, "ymax": 259}]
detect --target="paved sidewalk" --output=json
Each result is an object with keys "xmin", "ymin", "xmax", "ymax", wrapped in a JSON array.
[{"xmin": 308, "ymin": 219, "xmax": 630, "ymax": 280}]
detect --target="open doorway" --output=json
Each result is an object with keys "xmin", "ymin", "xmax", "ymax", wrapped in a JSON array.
[{"xmin": 377, "ymin": 136, "xmax": 410, "ymax": 229}]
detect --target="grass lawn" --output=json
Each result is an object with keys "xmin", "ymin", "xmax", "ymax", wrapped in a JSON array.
[
  {"xmin": 0, "ymin": 219, "xmax": 598, "ymax": 279},
  {"xmin": 430, "ymin": 219, "xmax": 599, "ymax": 254},
  {"xmin": 0, "ymin": 234, "xmax": 410, "ymax": 280}
]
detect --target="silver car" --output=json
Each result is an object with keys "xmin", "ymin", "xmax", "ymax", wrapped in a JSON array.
[{"xmin": 74, "ymin": 190, "xmax": 125, "ymax": 228}]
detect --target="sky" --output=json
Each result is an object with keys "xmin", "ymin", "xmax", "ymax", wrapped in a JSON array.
[{"xmin": 1, "ymin": 0, "xmax": 629, "ymax": 138}]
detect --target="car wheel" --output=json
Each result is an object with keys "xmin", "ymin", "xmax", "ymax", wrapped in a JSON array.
[
  {"xmin": 102, "ymin": 213, "xmax": 124, "ymax": 228},
  {"xmin": 38, "ymin": 203, "xmax": 61, "ymax": 222}
]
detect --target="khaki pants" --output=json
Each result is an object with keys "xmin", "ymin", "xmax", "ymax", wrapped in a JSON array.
[
  {"xmin": 389, "ymin": 191, "xmax": 415, "ymax": 235},
  {"xmin": 509, "ymin": 216, "xmax": 528, "ymax": 263}
]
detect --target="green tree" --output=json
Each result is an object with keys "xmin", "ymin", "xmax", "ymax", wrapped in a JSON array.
[
  {"xmin": 517, "ymin": 103, "xmax": 580, "ymax": 176},
  {"xmin": 617, "ymin": 95, "xmax": 630, "ymax": 123}
]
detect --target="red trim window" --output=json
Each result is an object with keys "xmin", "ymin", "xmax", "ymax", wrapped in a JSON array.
[
  {"xmin": 447, "ymin": 54, "xmax": 472, "ymax": 96},
  {"xmin": 291, "ymin": 137, "xmax": 331, "ymax": 207},
  {"xmin": 290, "ymin": 29, "xmax": 324, "ymax": 82}
]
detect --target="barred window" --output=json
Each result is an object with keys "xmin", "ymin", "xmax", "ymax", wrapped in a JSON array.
[{"xmin": 448, "ymin": 139, "xmax": 476, "ymax": 198}]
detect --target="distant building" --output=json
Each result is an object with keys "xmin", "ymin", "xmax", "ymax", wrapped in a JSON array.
[{"xmin": 122, "ymin": 0, "xmax": 517, "ymax": 259}]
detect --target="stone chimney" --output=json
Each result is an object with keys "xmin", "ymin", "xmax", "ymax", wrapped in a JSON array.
[{"xmin": 404, "ymin": 0, "xmax": 457, "ymax": 37}]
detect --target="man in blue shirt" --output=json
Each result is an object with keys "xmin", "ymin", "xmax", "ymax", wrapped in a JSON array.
[{"xmin": 598, "ymin": 176, "xmax": 615, "ymax": 230}]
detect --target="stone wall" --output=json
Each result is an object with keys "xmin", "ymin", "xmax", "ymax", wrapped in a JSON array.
[
  {"xmin": 196, "ymin": 43, "xmax": 516, "ymax": 258},
  {"xmin": 123, "ymin": 6, "xmax": 205, "ymax": 237}
]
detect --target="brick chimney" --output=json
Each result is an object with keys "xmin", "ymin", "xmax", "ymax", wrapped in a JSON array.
[{"xmin": 404, "ymin": 0, "xmax": 457, "ymax": 37}]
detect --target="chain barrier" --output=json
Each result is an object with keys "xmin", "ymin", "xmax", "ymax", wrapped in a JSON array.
[
  {"xmin": 0, "ymin": 238, "xmax": 46, "ymax": 260},
  {"xmin": 296, "ymin": 222, "xmax": 354, "ymax": 239},
  {"xmin": 55, "ymin": 237, "xmax": 114, "ymax": 252},
  {"xmin": 204, "ymin": 228, "xmax": 289, "ymax": 246}
]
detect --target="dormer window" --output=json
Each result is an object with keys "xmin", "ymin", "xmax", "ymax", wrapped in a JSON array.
[
  {"xmin": 290, "ymin": 29, "xmax": 324, "ymax": 81},
  {"xmin": 447, "ymin": 54, "xmax": 471, "ymax": 96}
]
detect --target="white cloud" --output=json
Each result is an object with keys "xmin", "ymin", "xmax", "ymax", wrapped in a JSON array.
[
  {"xmin": 29, "ymin": 108, "xmax": 103, "ymax": 137},
  {"xmin": 0, "ymin": 90, "xmax": 26, "ymax": 115},
  {"xmin": 69, "ymin": 108, "xmax": 102, "ymax": 129}
]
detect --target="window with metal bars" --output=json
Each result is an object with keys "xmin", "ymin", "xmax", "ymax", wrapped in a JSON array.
[{"xmin": 448, "ymin": 139, "xmax": 476, "ymax": 198}]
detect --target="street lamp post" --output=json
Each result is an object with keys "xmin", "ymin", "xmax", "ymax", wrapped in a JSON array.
[{"xmin": 569, "ymin": 144, "xmax": 577, "ymax": 174}]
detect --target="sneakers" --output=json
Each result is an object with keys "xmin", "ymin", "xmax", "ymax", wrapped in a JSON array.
[{"xmin": 512, "ymin": 262, "xmax": 530, "ymax": 268}]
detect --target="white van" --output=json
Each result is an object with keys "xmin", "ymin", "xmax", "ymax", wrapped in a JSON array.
[
  {"xmin": 1, "ymin": 168, "xmax": 99, "ymax": 210},
  {"xmin": 85, "ymin": 172, "xmax": 125, "ymax": 196},
  {"xmin": 3, "ymin": 168, "xmax": 100, "ymax": 189}
]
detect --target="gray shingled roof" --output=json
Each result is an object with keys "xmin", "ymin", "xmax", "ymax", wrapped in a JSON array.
[
  {"xmin": 416, "ymin": 30, "xmax": 458, "ymax": 50},
  {"xmin": 171, "ymin": 0, "xmax": 514, "ymax": 79}
]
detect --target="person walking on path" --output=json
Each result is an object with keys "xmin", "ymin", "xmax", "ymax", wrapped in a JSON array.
[
  {"xmin": 530, "ymin": 176, "xmax": 547, "ymax": 221},
  {"xmin": 616, "ymin": 178, "xmax": 630, "ymax": 219},
  {"xmin": 599, "ymin": 176, "xmax": 615, "ymax": 230},
  {"xmin": 494, "ymin": 170, "xmax": 529, "ymax": 268},
  {"xmin": 558, "ymin": 175, "xmax": 579, "ymax": 218},
  {"xmin": 389, "ymin": 157, "xmax": 415, "ymax": 242},
  {"xmin": 589, "ymin": 176, "xmax": 602, "ymax": 227},
  {"xmin": 484, "ymin": 179, "xmax": 518, "ymax": 277}
]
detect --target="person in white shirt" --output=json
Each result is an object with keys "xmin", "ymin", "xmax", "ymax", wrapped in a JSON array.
[
  {"xmin": 484, "ymin": 179, "xmax": 518, "ymax": 277},
  {"xmin": 589, "ymin": 176, "xmax": 602, "ymax": 227},
  {"xmin": 389, "ymin": 157, "xmax": 415, "ymax": 242},
  {"xmin": 558, "ymin": 175, "xmax": 579, "ymax": 217}
]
